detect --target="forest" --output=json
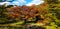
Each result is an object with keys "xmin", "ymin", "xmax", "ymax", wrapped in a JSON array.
[{"xmin": 0, "ymin": 0, "xmax": 60, "ymax": 29}]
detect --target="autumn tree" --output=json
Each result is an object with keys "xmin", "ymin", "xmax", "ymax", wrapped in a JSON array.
[{"xmin": 0, "ymin": 4, "xmax": 9, "ymax": 24}]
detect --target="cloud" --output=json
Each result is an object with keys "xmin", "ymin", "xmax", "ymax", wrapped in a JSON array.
[
  {"xmin": 17, "ymin": 0, "xmax": 26, "ymax": 3},
  {"xmin": 0, "ymin": 0, "xmax": 26, "ymax": 6},
  {"xmin": 26, "ymin": 0, "xmax": 44, "ymax": 6},
  {"xmin": 0, "ymin": 2, "xmax": 10, "ymax": 5},
  {"xmin": 12, "ymin": 0, "xmax": 26, "ymax": 6},
  {"xmin": 12, "ymin": 2, "xmax": 20, "ymax": 5},
  {"xmin": 0, "ymin": 0, "xmax": 44, "ymax": 6}
]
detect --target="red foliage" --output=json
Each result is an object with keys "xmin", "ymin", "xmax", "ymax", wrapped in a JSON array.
[
  {"xmin": 6, "ymin": 5, "xmax": 39, "ymax": 19},
  {"xmin": 10, "ymin": 14, "xmax": 15, "ymax": 18}
]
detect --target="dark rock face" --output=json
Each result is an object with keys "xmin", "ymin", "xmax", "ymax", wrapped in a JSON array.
[
  {"xmin": 6, "ymin": 5, "xmax": 14, "ymax": 8},
  {"xmin": 35, "ymin": 15, "xmax": 44, "ymax": 23}
]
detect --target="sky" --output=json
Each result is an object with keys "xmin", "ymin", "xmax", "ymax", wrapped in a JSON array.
[{"xmin": 0, "ymin": 0, "xmax": 44, "ymax": 6}]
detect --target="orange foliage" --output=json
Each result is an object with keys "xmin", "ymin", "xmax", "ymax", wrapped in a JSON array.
[
  {"xmin": 10, "ymin": 14, "xmax": 15, "ymax": 18},
  {"xmin": 6, "ymin": 5, "xmax": 44, "ymax": 19},
  {"xmin": 15, "ymin": 13, "xmax": 20, "ymax": 17}
]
